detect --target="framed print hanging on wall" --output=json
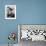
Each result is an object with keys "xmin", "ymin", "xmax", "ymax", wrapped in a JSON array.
[{"xmin": 5, "ymin": 5, "xmax": 16, "ymax": 19}]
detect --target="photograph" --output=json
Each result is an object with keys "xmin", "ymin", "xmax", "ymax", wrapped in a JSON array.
[{"xmin": 5, "ymin": 5, "xmax": 16, "ymax": 19}]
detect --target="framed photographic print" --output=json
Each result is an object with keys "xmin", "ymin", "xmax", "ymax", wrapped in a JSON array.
[{"xmin": 5, "ymin": 5, "xmax": 16, "ymax": 19}]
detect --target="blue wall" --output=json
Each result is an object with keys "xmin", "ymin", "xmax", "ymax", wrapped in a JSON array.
[{"xmin": 0, "ymin": 0, "xmax": 46, "ymax": 44}]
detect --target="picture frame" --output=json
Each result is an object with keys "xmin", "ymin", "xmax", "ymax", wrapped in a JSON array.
[{"xmin": 5, "ymin": 5, "xmax": 16, "ymax": 19}]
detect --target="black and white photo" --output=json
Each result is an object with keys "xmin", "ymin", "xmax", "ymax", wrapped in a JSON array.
[{"xmin": 5, "ymin": 5, "xmax": 16, "ymax": 19}]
